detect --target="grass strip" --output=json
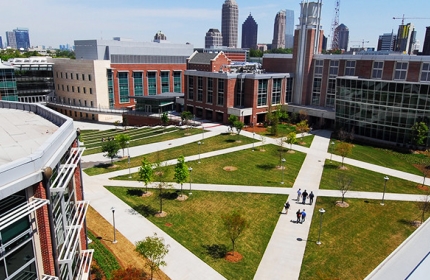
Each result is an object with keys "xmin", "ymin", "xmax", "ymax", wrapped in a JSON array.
[{"xmin": 87, "ymin": 230, "xmax": 121, "ymax": 280}]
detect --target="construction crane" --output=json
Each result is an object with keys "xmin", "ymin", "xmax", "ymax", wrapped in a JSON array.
[
  {"xmin": 330, "ymin": 0, "xmax": 341, "ymax": 50},
  {"xmin": 393, "ymin": 14, "xmax": 430, "ymax": 25},
  {"xmin": 350, "ymin": 39, "xmax": 370, "ymax": 49}
]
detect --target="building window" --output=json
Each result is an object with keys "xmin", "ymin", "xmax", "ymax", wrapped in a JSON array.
[
  {"xmin": 173, "ymin": 71, "xmax": 182, "ymax": 92},
  {"xmin": 67, "ymin": 85, "xmax": 69, "ymax": 92},
  {"xmin": 83, "ymin": 87, "xmax": 86, "ymax": 94},
  {"xmin": 329, "ymin": 60, "xmax": 339, "ymax": 78},
  {"xmin": 372, "ymin": 61, "xmax": 384, "ymax": 79},
  {"xmin": 285, "ymin": 78, "xmax": 293, "ymax": 103},
  {"xmin": 84, "ymin": 100, "xmax": 87, "ymax": 107},
  {"xmin": 207, "ymin": 77, "xmax": 213, "ymax": 104},
  {"xmin": 326, "ymin": 79, "xmax": 336, "ymax": 108},
  {"xmin": 217, "ymin": 79, "xmax": 225, "ymax": 106},
  {"xmin": 272, "ymin": 78, "xmax": 282, "ymax": 105},
  {"xmin": 133, "ymin": 72, "xmax": 143, "ymax": 96},
  {"xmin": 82, "ymin": 74, "xmax": 85, "ymax": 81},
  {"xmin": 188, "ymin": 76, "xmax": 194, "ymax": 100},
  {"xmin": 61, "ymin": 72, "xmax": 63, "ymax": 78},
  {"xmin": 161, "ymin": 71, "xmax": 169, "ymax": 93},
  {"xmin": 257, "ymin": 80, "xmax": 268, "ymax": 106},
  {"xmin": 90, "ymin": 88, "xmax": 93, "ymax": 94},
  {"xmin": 197, "ymin": 76, "xmax": 203, "ymax": 102},
  {"xmin": 77, "ymin": 87, "xmax": 80, "ymax": 93},
  {"xmin": 88, "ymin": 74, "xmax": 92, "ymax": 81},
  {"xmin": 76, "ymin": 73, "xmax": 79, "ymax": 80},
  {"xmin": 107, "ymin": 69, "xmax": 114, "ymax": 108},
  {"xmin": 235, "ymin": 78, "xmax": 244, "ymax": 107},
  {"xmin": 314, "ymin": 60, "xmax": 323, "ymax": 77},
  {"xmin": 312, "ymin": 78, "xmax": 322, "ymax": 105},
  {"xmin": 72, "ymin": 86, "xmax": 74, "ymax": 92},
  {"xmin": 147, "ymin": 72, "xmax": 157, "ymax": 95},
  {"xmin": 56, "ymin": 72, "xmax": 58, "ymax": 78},
  {"xmin": 345, "ymin": 60, "xmax": 356, "ymax": 76},
  {"xmin": 61, "ymin": 85, "xmax": 64, "ymax": 91},
  {"xmin": 118, "ymin": 72, "xmax": 130, "ymax": 103},
  {"xmin": 65, "ymin": 73, "xmax": 68, "ymax": 79},
  {"xmin": 394, "ymin": 62, "xmax": 408, "ymax": 80},
  {"xmin": 57, "ymin": 84, "xmax": 60, "ymax": 90},
  {"xmin": 91, "ymin": 101, "xmax": 94, "ymax": 107},
  {"xmin": 421, "ymin": 63, "xmax": 430, "ymax": 82},
  {"xmin": 71, "ymin": 73, "xmax": 73, "ymax": 80}
]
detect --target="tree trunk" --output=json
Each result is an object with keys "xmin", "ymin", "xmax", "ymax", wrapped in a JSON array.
[
  {"xmin": 232, "ymin": 239, "xmax": 235, "ymax": 253},
  {"xmin": 180, "ymin": 183, "xmax": 183, "ymax": 197},
  {"xmin": 159, "ymin": 186, "xmax": 163, "ymax": 213}
]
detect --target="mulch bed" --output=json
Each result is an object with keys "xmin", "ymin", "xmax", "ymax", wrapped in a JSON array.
[{"xmin": 225, "ymin": 251, "xmax": 243, "ymax": 263}]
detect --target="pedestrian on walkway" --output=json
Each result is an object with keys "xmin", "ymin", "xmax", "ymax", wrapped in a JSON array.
[
  {"xmin": 297, "ymin": 188, "xmax": 302, "ymax": 201},
  {"xmin": 296, "ymin": 209, "xmax": 302, "ymax": 223},
  {"xmin": 309, "ymin": 191, "xmax": 314, "ymax": 205},
  {"xmin": 301, "ymin": 209, "xmax": 307, "ymax": 223},
  {"xmin": 302, "ymin": 190, "xmax": 308, "ymax": 204},
  {"xmin": 284, "ymin": 201, "xmax": 290, "ymax": 214}
]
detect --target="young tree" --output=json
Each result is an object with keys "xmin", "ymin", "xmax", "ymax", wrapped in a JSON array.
[
  {"xmin": 122, "ymin": 115, "xmax": 128, "ymax": 130},
  {"xmin": 138, "ymin": 157, "xmax": 154, "ymax": 194},
  {"xmin": 260, "ymin": 135, "xmax": 266, "ymax": 151},
  {"xmin": 173, "ymin": 155, "xmax": 189, "ymax": 197},
  {"xmin": 337, "ymin": 173, "xmax": 353, "ymax": 204},
  {"xmin": 296, "ymin": 120, "xmax": 310, "ymax": 139},
  {"xmin": 135, "ymin": 233, "xmax": 170, "ymax": 280},
  {"xmin": 337, "ymin": 128, "xmax": 349, "ymax": 142},
  {"xmin": 115, "ymin": 133, "xmax": 130, "ymax": 157},
  {"xmin": 101, "ymin": 140, "xmax": 120, "ymax": 164},
  {"xmin": 417, "ymin": 191, "xmax": 430, "ymax": 224},
  {"xmin": 335, "ymin": 142, "xmax": 353, "ymax": 167},
  {"xmin": 228, "ymin": 115, "xmax": 238, "ymax": 133},
  {"xmin": 286, "ymin": 132, "xmax": 297, "ymax": 150},
  {"xmin": 278, "ymin": 136, "xmax": 286, "ymax": 162},
  {"xmin": 154, "ymin": 162, "xmax": 172, "ymax": 214},
  {"xmin": 180, "ymin": 111, "xmax": 193, "ymax": 128},
  {"xmin": 411, "ymin": 121, "xmax": 429, "ymax": 146},
  {"xmin": 233, "ymin": 120, "xmax": 244, "ymax": 136},
  {"xmin": 161, "ymin": 112, "xmax": 169, "ymax": 133},
  {"xmin": 222, "ymin": 211, "xmax": 248, "ymax": 254}
]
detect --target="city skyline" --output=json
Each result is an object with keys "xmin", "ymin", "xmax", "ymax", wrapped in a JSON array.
[{"xmin": 2, "ymin": 0, "xmax": 430, "ymax": 51}]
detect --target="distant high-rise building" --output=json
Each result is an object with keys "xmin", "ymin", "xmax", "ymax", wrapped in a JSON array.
[
  {"xmin": 205, "ymin": 28, "xmax": 223, "ymax": 48},
  {"xmin": 14, "ymin": 28, "xmax": 30, "ymax": 49},
  {"xmin": 322, "ymin": 35, "xmax": 328, "ymax": 51},
  {"xmin": 377, "ymin": 31, "xmax": 397, "ymax": 51},
  {"xmin": 285, "ymin": 9, "xmax": 294, "ymax": 49},
  {"xmin": 272, "ymin": 10, "xmax": 286, "ymax": 49},
  {"xmin": 6, "ymin": 31, "xmax": 17, "ymax": 49},
  {"xmin": 221, "ymin": 0, "xmax": 239, "ymax": 48},
  {"xmin": 395, "ymin": 23, "xmax": 415, "ymax": 54},
  {"xmin": 0, "ymin": 36, "xmax": 3, "ymax": 49},
  {"xmin": 335, "ymin": 23, "xmax": 349, "ymax": 50},
  {"xmin": 241, "ymin": 13, "xmax": 258, "ymax": 49},
  {"xmin": 423, "ymin": 26, "xmax": 430, "ymax": 55},
  {"xmin": 154, "ymin": 31, "xmax": 167, "ymax": 42}
]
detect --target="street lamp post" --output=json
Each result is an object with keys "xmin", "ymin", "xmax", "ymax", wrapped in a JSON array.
[
  {"xmin": 202, "ymin": 124, "xmax": 204, "ymax": 144},
  {"xmin": 316, "ymin": 208, "xmax": 326, "ymax": 245},
  {"xmin": 198, "ymin": 141, "xmax": 201, "ymax": 163},
  {"xmin": 281, "ymin": 158, "xmax": 286, "ymax": 184},
  {"xmin": 253, "ymin": 132, "xmax": 255, "ymax": 151},
  {"xmin": 381, "ymin": 176, "xmax": 389, "ymax": 205},
  {"xmin": 111, "ymin": 207, "xmax": 117, "ymax": 244},
  {"xmin": 127, "ymin": 141, "xmax": 131, "ymax": 178},
  {"xmin": 188, "ymin": 167, "xmax": 193, "ymax": 195},
  {"xmin": 330, "ymin": 141, "xmax": 335, "ymax": 162}
]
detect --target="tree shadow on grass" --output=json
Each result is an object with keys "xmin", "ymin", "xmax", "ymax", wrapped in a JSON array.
[
  {"xmin": 225, "ymin": 139, "xmax": 236, "ymax": 143},
  {"xmin": 160, "ymin": 191, "xmax": 179, "ymax": 200},
  {"xmin": 256, "ymin": 163, "xmax": 277, "ymax": 170},
  {"xmin": 202, "ymin": 244, "xmax": 228, "ymax": 259},
  {"xmin": 95, "ymin": 163, "xmax": 113, "ymax": 168},
  {"xmin": 127, "ymin": 189, "xmax": 144, "ymax": 196},
  {"xmin": 324, "ymin": 163, "xmax": 340, "ymax": 169},
  {"xmin": 133, "ymin": 204, "xmax": 158, "ymax": 217}
]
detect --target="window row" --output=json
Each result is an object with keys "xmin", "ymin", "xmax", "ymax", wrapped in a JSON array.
[
  {"xmin": 57, "ymin": 84, "xmax": 93, "ymax": 94},
  {"xmin": 58, "ymin": 108, "xmax": 96, "ymax": 120},
  {"xmin": 56, "ymin": 71, "xmax": 92, "ymax": 81}
]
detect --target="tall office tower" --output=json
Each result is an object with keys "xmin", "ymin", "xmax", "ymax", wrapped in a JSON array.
[
  {"xmin": 377, "ymin": 31, "xmax": 397, "ymax": 51},
  {"xmin": 335, "ymin": 23, "xmax": 349, "ymax": 50},
  {"xmin": 205, "ymin": 28, "xmax": 223, "ymax": 48},
  {"xmin": 423, "ymin": 26, "xmax": 430, "ymax": 55},
  {"xmin": 272, "ymin": 10, "xmax": 286, "ymax": 49},
  {"xmin": 322, "ymin": 35, "xmax": 328, "ymax": 51},
  {"xmin": 0, "ymin": 36, "xmax": 3, "ymax": 49},
  {"xmin": 6, "ymin": 31, "xmax": 17, "ymax": 49},
  {"xmin": 221, "ymin": 0, "xmax": 239, "ymax": 48},
  {"xmin": 14, "ymin": 28, "xmax": 30, "ymax": 49},
  {"xmin": 395, "ymin": 23, "xmax": 415, "ymax": 54},
  {"xmin": 285, "ymin": 9, "xmax": 295, "ymax": 49},
  {"xmin": 241, "ymin": 13, "xmax": 258, "ymax": 49}
]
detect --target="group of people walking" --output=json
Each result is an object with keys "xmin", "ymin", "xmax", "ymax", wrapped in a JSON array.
[
  {"xmin": 296, "ymin": 188, "xmax": 314, "ymax": 205},
  {"xmin": 282, "ymin": 188, "xmax": 316, "ymax": 224}
]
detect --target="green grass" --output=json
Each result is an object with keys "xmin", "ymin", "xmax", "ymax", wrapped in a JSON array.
[
  {"xmin": 320, "ymin": 160, "xmax": 426, "ymax": 194},
  {"xmin": 331, "ymin": 140, "xmax": 427, "ymax": 176},
  {"xmin": 82, "ymin": 128, "xmax": 203, "ymax": 155},
  {"xmin": 257, "ymin": 123, "xmax": 297, "ymax": 138},
  {"xmin": 300, "ymin": 197, "xmax": 424, "ymax": 280},
  {"xmin": 84, "ymin": 134, "xmax": 257, "ymax": 176},
  {"xmin": 105, "ymin": 186, "xmax": 288, "ymax": 280},
  {"xmin": 298, "ymin": 134, "xmax": 315, "ymax": 148},
  {"xmin": 88, "ymin": 230, "xmax": 121, "ymax": 280},
  {"xmin": 113, "ymin": 144, "xmax": 306, "ymax": 188}
]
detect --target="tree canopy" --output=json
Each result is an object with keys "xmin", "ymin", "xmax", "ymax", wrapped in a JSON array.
[
  {"xmin": 135, "ymin": 233, "xmax": 169, "ymax": 280},
  {"xmin": 222, "ymin": 211, "xmax": 248, "ymax": 253},
  {"xmin": 173, "ymin": 155, "xmax": 189, "ymax": 197},
  {"xmin": 101, "ymin": 140, "xmax": 120, "ymax": 163}
]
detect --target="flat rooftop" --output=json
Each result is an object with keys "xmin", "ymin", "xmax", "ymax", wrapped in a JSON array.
[{"xmin": 0, "ymin": 108, "xmax": 58, "ymax": 165}]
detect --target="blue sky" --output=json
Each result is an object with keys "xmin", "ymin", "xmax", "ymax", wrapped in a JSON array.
[{"xmin": 2, "ymin": 0, "xmax": 430, "ymax": 51}]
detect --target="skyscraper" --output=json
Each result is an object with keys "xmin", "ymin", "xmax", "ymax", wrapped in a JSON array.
[
  {"xmin": 6, "ymin": 31, "xmax": 17, "ymax": 49},
  {"xmin": 241, "ymin": 13, "xmax": 258, "ymax": 49},
  {"xmin": 205, "ymin": 28, "xmax": 223, "ymax": 49},
  {"xmin": 221, "ymin": 0, "xmax": 239, "ymax": 48},
  {"xmin": 285, "ymin": 9, "xmax": 294, "ymax": 49},
  {"xmin": 377, "ymin": 31, "xmax": 397, "ymax": 51},
  {"xmin": 335, "ymin": 24, "xmax": 349, "ymax": 50},
  {"xmin": 14, "ymin": 28, "xmax": 30, "ymax": 49},
  {"xmin": 395, "ymin": 23, "xmax": 415, "ymax": 54},
  {"xmin": 272, "ymin": 10, "xmax": 286, "ymax": 49},
  {"xmin": 0, "ymin": 36, "xmax": 3, "ymax": 49},
  {"xmin": 423, "ymin": 26, "xmax": 430, "ymax": 55}
]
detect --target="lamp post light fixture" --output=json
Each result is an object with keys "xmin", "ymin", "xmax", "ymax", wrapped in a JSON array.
[
  {"xmin": 198, "ymin": 141, "xmax": 201, "ymax": 163},
  {"xmin": 330, "ymin": 141, "xmax": 335, "ymax": 162},
  {"xmin": 202, "ymin": 124, "xmax": 204, "ymax": 144},
  {"xmin": 381, "ymin": 176, "xmax": 389, "ymax": 206},
  {"xmin": 111, "ymin": 207, "xmax": 117, "ymax": 244},
  {"xmin": 188, "ymin": 167, "xmax": 193, "ymax": 195},
  {"xmin": 281, "ymin": 158, "xmax": 286, "ymax": 184},
  {"xmin": 253, "ymin": 132, "xmax": 255, "ymax": 151},
  {"xmin": 127, "ymin": 141, "xmax": 131, "ymax": 178},
  {"xmin": 316, "ymin": 208, "xmax": 326, "ymax": 245}
]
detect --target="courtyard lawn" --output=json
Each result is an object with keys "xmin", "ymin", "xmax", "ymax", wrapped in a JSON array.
[
  {"xmin": 256, "ymin": 123, "xmax": 297, "ymax": 138},
  {"xmin": 300, "ymin": 197, "xmax": 424, "ymax": 280},
  {"xmin": 106, "ymin": 187, "xmax": 288, "ymax": 280},
  {"xmin": 113, "ymin": 144, "xmax": 306, "ymax": 188},
  {"xmin": 84, "ymin": 134, "xmax": 257, "ymax": 176},
  {"xmin": 331, "ymin": 140, "xmax": 427, "ymax": 176},
  {"xmin": 320, "ymin": 160, "xmax": 426, "ymax": 194}
]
